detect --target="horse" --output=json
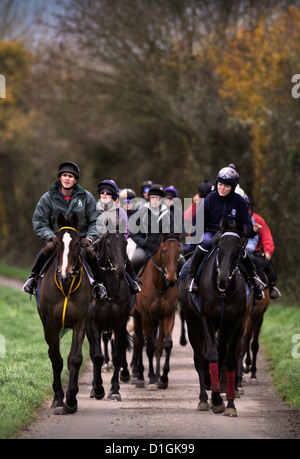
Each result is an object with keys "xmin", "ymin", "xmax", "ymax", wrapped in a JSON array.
[
  {"xmin": 86, "ymin": 231, "xmax": 132, "ymax": 401},
  {"xmin": 132, "ymin": 234, "xmax": 181, "ymax": 390},
  {"xmin": 178, "ymin": 217, "xmax": 252, "ymax": 417},
  {"xmin": 37, "ymin": 212, "xmax": 91, "ymax": 414},
  {"xmin": 237, "ymin": 282, "xmax": 270, "ymax": 391}
]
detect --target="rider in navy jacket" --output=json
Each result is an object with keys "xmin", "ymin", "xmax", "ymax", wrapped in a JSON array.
[{"xmin": 185, "ymin": 164, "xmax": 265, "ymax": 300}]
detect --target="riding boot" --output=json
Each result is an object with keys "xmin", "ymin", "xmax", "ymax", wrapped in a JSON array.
[
  {"xmin": 87, "ymin": 254, "xmax": 107, "ymax": 300},
  {"xmin": 22, "ymin": 250, "xmax": 49, "ymax": 294},
  {"xmin": 269, "ymin": 284, "xmax": 281, "ymax": 299},
  {"xmin": 241, "ymin": 251, "xmax": 266, "ymax": 300},
  {"xmin": 185, "ymin": 245, "xmax": 209, "ymax": 292},
  {"xmin": 126, "ymin": 257, "xmax": 142, "ymax": 294}
]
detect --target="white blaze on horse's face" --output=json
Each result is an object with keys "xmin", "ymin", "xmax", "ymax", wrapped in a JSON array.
[{"xmin": 62, "ymin": 232, "xmax": 72, "ymax": 279}]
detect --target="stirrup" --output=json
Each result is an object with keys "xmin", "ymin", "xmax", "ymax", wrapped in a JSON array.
[{"xmin": 22, "ymin": 277, "xmax": 37, "ymax": 295}]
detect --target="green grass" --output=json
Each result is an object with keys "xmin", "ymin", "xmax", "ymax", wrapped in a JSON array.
[
  {"xmin": 260, "ymin": 303, "xmax": 300, "ymax": 410},
  {"xmin": 0, "ymin": 262, "xmax": 29, "ymax": 281},
  {"xmin": 0, "ymin": 286, "xmax": 88, "ymax": 439}
]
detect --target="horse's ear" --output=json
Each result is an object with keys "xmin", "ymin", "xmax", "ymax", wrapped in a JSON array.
[
  {"xmin": 219, "ymin": 216, "xmax": 228, "ymax": 232},
  {"xmin": 57, "ymin": 212, "xmax": 66, "ymax": 229},
  {"xmin": 70, "ymin": 213, "xmax": 79, "ymax": 230}
]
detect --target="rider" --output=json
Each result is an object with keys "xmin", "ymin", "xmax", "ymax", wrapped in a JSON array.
[
  {"xmin": 130, "ymin": 184, "xmax": 171, "ymax": 272},
  {"xmin": 22, "ymin": 162, "xmax": 107, "ymax": 299},
  {"xmin": 184, "ymin": 164, "xmax": 265, "ymax": 300},
  {"xmin": 96, "ymin": 180, "xmax": 141, "ymax": 294}
]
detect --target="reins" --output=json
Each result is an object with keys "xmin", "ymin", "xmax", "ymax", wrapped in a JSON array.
[{"xmin": 55, "ymin": 225, "xmax": 83, "ymax": 329}]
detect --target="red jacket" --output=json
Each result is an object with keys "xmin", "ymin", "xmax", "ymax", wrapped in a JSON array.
[{"xmin": 252, "ymin": 212, "xmax": 274, "ymax": 257}]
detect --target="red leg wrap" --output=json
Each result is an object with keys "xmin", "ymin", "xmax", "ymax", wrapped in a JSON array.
[
  {"xmin": 209, "ymin": 362, "xmax": 220, "ymax": 392},
  {"xmin": 226, "ymin": 370, "xmax": 236, "ymax": 400}
]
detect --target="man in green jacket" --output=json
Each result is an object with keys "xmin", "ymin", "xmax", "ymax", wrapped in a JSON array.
[{"xmin": 22, "ymin": 161, "xmax": 107, "ymax": 299}]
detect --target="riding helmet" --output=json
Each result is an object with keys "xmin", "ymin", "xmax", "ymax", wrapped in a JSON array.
[
  {"xmin": 148, "ymin": 184, "xmax": 165, "ymax": 198},
  {"xmin": 58, "ymin": 161, "xmax": 80, "ymax": 180},
  {"xmin": 216, "ymin": 164, "xmax": 239, "ymax": 189},
  {"xmin": 141, "ymin": 180, "xmax": 153, "ymax": 195},
  {"xmin": 198, "ymin": 180, "xmax": 212, "ymax": 198},
  {"xmin": 164, "ymin": 185, "xmax": 178, "ymax": 199},
  {"xmin": 97, "ymin": 179, "xmax": 119, "ymax": 201}
]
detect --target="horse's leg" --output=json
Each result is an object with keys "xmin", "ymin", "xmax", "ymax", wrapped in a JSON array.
[
  {"xmin": 64, "ymin": 319, "xmax": 86, "ymax": 413},
  {"xmin": 144, "ymin": 319, "xmax": 157, "ymax": 389},
  {"xmin": 44, "ymin": 324, "xmax": 64, "ymax": 414},
  {"xmin": 133, "ymin": 309, "xmax": 145, "ymax": 388},
  {"xmin": 120, "ymin": 347, "xmax": 131, "ymax": 383},
  {"xmin": 202, "ymin": 318, "xmax": 225, "ymax": 413},
  {"xmin": 102, "ymin": 331, "xmax": 110, "ymax": 372},
  {"xmin": 223, "ymin": 325, "xmax": 243, "ymax": 417},
  {"xmin": 249, "ymin": 313, "xmax": 264, "ymax": 382},
  {"xmin": 185, "ymin": 314, "xmax": 209, "ymax": 410},
  {"xmin": 86, "ymin": 320, "xmax": 105, "ymax": 400},
  {"xmin": 108, "ymin": 323, "xmax": 129, "ymax": 401},
  {"xmin": 179, "ymin": 307, "xmax": 187, "ymax": 346},
  {"xmin": 157, "ymin": 314, "xmax": 175, "ymax": 389}
]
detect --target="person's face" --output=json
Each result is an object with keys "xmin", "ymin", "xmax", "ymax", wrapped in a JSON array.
[
  {"xmin": 100, "ymin": 189, "xmax": 113, "ymax": 204},
  {"xmin": 149, "ymin": 195, "xmax": 162, "ymax": 209},
  {"xmin": 60, "ymin": 173, "xmax": 77, "ymax": 190},
  {"xmin": 217, "ymin": 182, "xmax": 232, "ymax": 197}
]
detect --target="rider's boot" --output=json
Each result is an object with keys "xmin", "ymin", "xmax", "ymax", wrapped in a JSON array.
[
  {"xmin": 241, "ymin": 252, "xmax": 266, "ymax": 300},
  {"xmin": 269, "ymin": 284, "xmax": 281, "ymax": 299},
  {"xmin": 126, "ymin": 257, "xmax": 142, "ymax": 294},
  {"xmin": 87, "ymin": 254, "xmax": 107, "ymax": 300},
  {"xmin": 22, "ymin": 250, "xmax": 48, "ymax": 294},
  {"xmin": 185, "ymin": 245, "xmax": 209, "ymax": 293}
]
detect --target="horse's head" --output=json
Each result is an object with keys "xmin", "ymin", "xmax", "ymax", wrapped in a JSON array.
[
  {"xmin": 103, "ymin": 232, "xmax": 127, "ymax": 279},
  {"xmin": 56, "ymin": 213, "xmax": 80, "ymax": 283},
  {"xmin": 216, "ymin": 217, "xmax": 246, "ymax": 292},
  {"xmin": 161, "ymin": 234, "xmax": 181, "ymax": 287}
]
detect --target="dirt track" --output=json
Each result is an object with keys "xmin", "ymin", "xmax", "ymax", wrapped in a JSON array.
[{"xmin": 17, "ymin": 309, "xmax": 300, "ymax": 440}]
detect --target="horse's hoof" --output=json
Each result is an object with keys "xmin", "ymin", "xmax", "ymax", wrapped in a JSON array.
[
  {"xmin": 250, "ymin": 377, "xmax": 258, "ymax": 384},
  {"xmin": 235, "ymin": 389, "xmax": 240, "ymax": 398},
  {"xmin": 197, "ymin": 401, "xmax": 210, "ymax": 411},
  {"xmin": 212, "ymin": 401, "xmax": 225, "ymax": 414},
  {"xmin": 90, "ymin": 387, "xmax": 105, "ymax": 400},
  {"xmin": 238, "ymin": 387, "xmax": 245, "ymax": 396},
  {"xmin": 135, "ymin": 379, "xmax": 145, "ymax": 388},
  {"xmin": 120, "ymin": 372, "xmax": 131, "ymax": 383},
  {"xmin": 102, "ymin": 364, "xmax": 110, "ymax": 373},
  {"xmin": 108, "ymin": 391, "xmax": 122, "ymax": 401},
  {"xmin": 147, "ymin": 383, "xmax": 158, "ymax": 391},
  {"xmin": 63, "ymin": 402, "xmax": 78, "ymax": 414},
  {"xmin": 224, "ymin": 407, "xmax": 237, "ymax": 417},
  {"xmin": 157, "ymin": 378, "xmax": 168, "ymax": 390},
  {"xmin": 53, "ymin": 406, "xmax": 65, "ymax": 415}
]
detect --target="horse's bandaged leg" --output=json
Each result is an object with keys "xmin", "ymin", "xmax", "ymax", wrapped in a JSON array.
[
  {"xmin": 209, "ymin": 362, "xmax": 220, "ymax": 392},
  {"xmin": 226, "ymin": 370, "xmax": 236, "ymax": 400}
]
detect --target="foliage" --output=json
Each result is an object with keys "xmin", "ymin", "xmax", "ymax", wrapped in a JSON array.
[
  {"xmin": 0, "ymin": 0, "xmax": 300, "ymax": 299},
  {"xmin": 261, "ymin": 304, "xmax": 300, "ymax": 410}
]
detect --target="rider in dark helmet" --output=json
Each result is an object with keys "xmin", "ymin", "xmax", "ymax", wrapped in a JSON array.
[
  {"xmin": 141, "ymin": 180, "xmax": 153, "ymax": 201},
  {"xmin": 184, "ymin": 164, "xmax": 265, "ymax": 299},
  {"xmin": 198, "ymin": 180, "xmax": 212, "ymax": 198},
  {"xmin": 22, "ymin": 162, "xmax": 107, "ymax": 299}
]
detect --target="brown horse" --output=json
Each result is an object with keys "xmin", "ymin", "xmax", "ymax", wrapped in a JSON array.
[
  {"xmin": 37, "ymin": 213, "xmax": 91, "ymax": 414},
  {"xmin": 132, "ymin": 234, "xmax": 181, "ymax": 390},
  {"xmin": 237, "ymin": 285, "xmax": 270, "ymax": 391}
]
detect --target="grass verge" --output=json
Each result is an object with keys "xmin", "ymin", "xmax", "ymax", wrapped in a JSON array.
[
  {"xmin": 0, "ymin": 286, "xmax": 88, "ymax": 439},
  {"xmin": 260, "ymin": 303, "xmax": 300, "ymax": 411}
]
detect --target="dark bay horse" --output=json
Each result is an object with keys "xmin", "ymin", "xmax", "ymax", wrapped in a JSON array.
[
  {"xmin": 37, "ymin": 213, "xmax": 91, "ymax": 414},
  {"xmin": 179, "ymin": 218, "xmax": 252, "ymax": 417},
  {"xmin": 86, "ymin": 231, "xmax": 132, "ymax": 401},
  {"xmin": 132, "ymin": 234, "xmax": 181, "ymax": 390}
]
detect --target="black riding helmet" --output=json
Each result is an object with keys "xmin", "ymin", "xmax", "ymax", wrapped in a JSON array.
[
  {"xmin": 216, "ymin": 164, "xmax": 239, "ymax": 190},
  {"xmin": 58, "ymin": 161, "xmax": 80, "ymax": 180}
]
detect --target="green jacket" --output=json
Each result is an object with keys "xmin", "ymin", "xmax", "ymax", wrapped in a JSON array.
[{"xmin": 32, "ymin": 181, "xmax": 100, "ymax": 242}]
